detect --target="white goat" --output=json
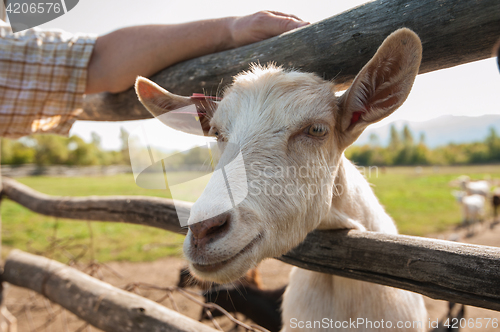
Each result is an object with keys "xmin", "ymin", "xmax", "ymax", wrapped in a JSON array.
[
  {"xmin": 452, "ymin": 190, "xmax": 486, "ymax": 226},
  {"xmin": 457, "ymin": 175, "xmax": 490, "ymax": 197},
  {"xmin": 136, "ymin": 29, "xmax": 426, "ymax": 331}
]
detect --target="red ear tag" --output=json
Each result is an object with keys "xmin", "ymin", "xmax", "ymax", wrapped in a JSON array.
[
  {"xmin": 190, "ymin": 93, "xmax": 222, "ymax": 101},
  {"xmin": 189, "ymin": 94, "xmax": 221, "ymax": 119},
  {"xmin": 350, "ymin": 111, "xmax": 363, "ymax": 126}
]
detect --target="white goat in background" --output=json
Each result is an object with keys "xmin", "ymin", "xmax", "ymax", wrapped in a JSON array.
[
  {"xmin": 457, "ymin": 175, "xmax": 490, "ymax": 197},
  {"xmin": 136, "ymin": 28, "xmax": 426, "ymax": 331},
  {"xmin": 452, "ymin": 190, "xmax": 486, "ymax": 227}
]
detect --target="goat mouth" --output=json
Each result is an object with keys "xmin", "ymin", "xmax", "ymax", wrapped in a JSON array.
[{"xmin": 192, "ymin": 234, "xmax": 262, "ymax": 273}]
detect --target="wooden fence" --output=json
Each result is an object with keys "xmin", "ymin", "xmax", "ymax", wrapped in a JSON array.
[
  {"xmin": 81, "ymin": 0, "xmax": 499, "ymax": 121},
  {"xmin": 1, "ymin": 0, "xmax": 500, "ymax": 330}
]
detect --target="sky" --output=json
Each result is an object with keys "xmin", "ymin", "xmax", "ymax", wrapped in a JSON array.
[{"xmin": 36, "ymin": 0, "xmax": 500, "ymax": 151}]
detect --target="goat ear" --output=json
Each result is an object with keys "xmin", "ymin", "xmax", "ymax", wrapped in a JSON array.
[
  {"xmin": 338, "ymin": 28, "xmax": 422, "ymax": 146},
  {"xmin": 135, "ymin": 77, "xmax": 218, "ymax": 136}
]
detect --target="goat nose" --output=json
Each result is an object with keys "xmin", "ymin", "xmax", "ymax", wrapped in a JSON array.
[{"xmin": 189, "ymin": 212, "xmax": 231, "ymax": 242}]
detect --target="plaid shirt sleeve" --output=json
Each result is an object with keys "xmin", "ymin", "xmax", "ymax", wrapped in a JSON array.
[{"xmin": 0, "ymin": 24, "xmax": 97, "ymax": 138}]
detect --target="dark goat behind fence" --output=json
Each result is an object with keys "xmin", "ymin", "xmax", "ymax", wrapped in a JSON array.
[
  {"xmin": 203, "ymin": 285, "xmax": 286, "ymax": 332},
  {"xmin": 492, "ymin": 190, "xmax": 500, "ymax": 218},
  {"xmin": 177, "ymin": 265, "xmax": 284, "ymax": 330}
]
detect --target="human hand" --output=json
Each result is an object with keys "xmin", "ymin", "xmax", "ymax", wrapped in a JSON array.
[{"xmin": 229, "ymin": 11, "xmax": 309, "ymax": 48}]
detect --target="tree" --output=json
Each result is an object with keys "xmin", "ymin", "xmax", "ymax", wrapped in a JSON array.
[
  {"xmin": 183, "ymin": 146, "xmax": 208, "ymax": 166},
  {"xmin": 485, "ymin": 126, "xmax": 500, "ymax": 162},
  {"xmin": 11, "ymin": 141, "xmax": 35, "ymax": 164},
  {"xmin": 1, "ymin": 138, "xmax": 14, "ymax": 164},
  {"xmin": 419, "ymin": 132, "xmax": 426, "ymax": 145},
  {"xmin": 119, "ymin": 127, "xmax": 131, "ymax": 165},
  {"xmin": 33, "ymin": 134, "xmax": 69, "ymax": 166},
  {"xmin": 388, "ymin": 125, "xmax": 401, "ymax": 151},
  {"xmin": 67, "ymin": 136, "xmax": 100, "ymax": 166},
  {"xmin": 91, "ymin": 132, "xmax": 102, "ymax": 148},
  {"xmin": 369, "ymin": 133, "xmax": 381, "ymax": 147},
  {"xmin": 1, "ymin": 139, "xmax": 35, "ymax": 165},
  {"xmin": 402, "ymin": 125, "xmax": 414, "ymax": 147}
]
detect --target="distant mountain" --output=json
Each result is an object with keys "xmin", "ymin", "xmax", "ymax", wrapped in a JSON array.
[{"xmin": 355, "ymin": 115, "xmax": 500, "ymax": 148}]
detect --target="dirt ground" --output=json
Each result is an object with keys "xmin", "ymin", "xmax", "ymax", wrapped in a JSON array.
[{"xmin": 4, "ymin": 221, "xmax": 500, "ymax": 332}]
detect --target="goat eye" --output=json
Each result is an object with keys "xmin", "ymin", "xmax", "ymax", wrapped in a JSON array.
[
  {"xmin": 307, "ymin": 124, "xmax": 328, "ymax": 137},
  {"xmin": 210, "ymin": 128, "xmax": 219, "ymax": 137},
  {"xmin": 212, "ymin": 129, "xmax": 225, "ymax": 142}
]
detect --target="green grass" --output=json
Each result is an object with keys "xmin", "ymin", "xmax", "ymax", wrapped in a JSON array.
[
  {"xmin": 1, "ymin": 174, "xmax": 185, "ymax": 263},
  {"xmin": 366, "ymin": 165, "xmax": 500, "ymax": 235},
  {"xmin": 2, "ymin": 165, "xmax": 499, "ymax": 262}
]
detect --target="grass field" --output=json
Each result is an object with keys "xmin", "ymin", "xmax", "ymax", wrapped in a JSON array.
[
  {"xmin": 2, "ymin": 165, "xmax": 499, "ymax": 263},
  {"xmin": 367, "ymin": 165, "xmax": 500, "ymax": 235},
  {"xmin": 1, "ymin": 174, "xmax": 184, "ymax": 263}
]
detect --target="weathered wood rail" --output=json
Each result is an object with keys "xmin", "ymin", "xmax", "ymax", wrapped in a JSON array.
[
  {"xmin": 80, "ymin": 0, "xmax": 500, "ymax": 121},
  {"xmin": 2, "ymin": 250, "xmax": 219, "ymax": 332},
  {"xmin": 0, "ymin": 177, "xmax": 186, "ymax": 235},
  {"xmin": 2, "ymin": 177, "xmax": 500, "ymax": 312}
]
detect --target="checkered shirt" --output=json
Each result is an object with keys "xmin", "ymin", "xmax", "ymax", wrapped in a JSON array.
[{"xmin": 0, "ymin": 23, "xmax": 96, "ymax": 138}]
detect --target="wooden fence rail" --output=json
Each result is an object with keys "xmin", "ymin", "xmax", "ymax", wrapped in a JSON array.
[
  {"xmin": 3, "ymin": 177, "xmax": 500, "ymax": 312},
  {"xmin": 80, "ymin": 0, "xmax": 500, "ymax": 121},
  {"xmin": 0, "ymin": 177, "xmax": 186, "ymax": 235},
  {"xmin": 2, "ymin": 250, "xmax": 219, "ymax": 332}
]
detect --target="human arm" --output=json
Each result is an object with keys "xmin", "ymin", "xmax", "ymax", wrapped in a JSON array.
[{"xmin": 85, "ymin": 11, "xmax": 309, "ymax": 94}]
